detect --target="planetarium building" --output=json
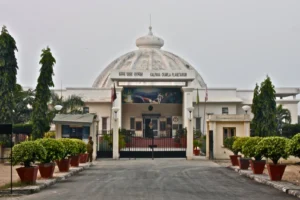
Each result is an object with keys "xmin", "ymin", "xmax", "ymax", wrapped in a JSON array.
[{"xmin": 53, "ymin": 27, "xmax": 300, "ymax": 160}]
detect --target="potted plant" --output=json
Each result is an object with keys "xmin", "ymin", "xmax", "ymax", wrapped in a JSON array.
[
  {"xmin": 232, "ymin": 137, "xmax": 250, "ymax": 169},
  {"xmin": 12, "ymin": 141, "xmax": 46, "ymax": 184},
  {"xmin": 76, "ymin": 139, "xmax": 88, "ymax": 163},
  {"xmin": 224, "ymin": 136, "xmax": 240, "ymax": 166},
  {"xmin": 242, "ymin": 137, "xmax": 265, "ymax": 174},
  {"xmin": 56, "ymin": 138, "xmax": 79, "ymax": 172},
  {"xmin": 256, "ymin": 137, "xmax": 289, "ymax": 181},
  {"xmin": 193, "ymin": 140, "xmax": 201, "ymax": 156},
  {"xmin": 286, "ymin": 133, "xmax": 300, "ymax": 161},
  {"xmin": 35, "ymin": 138, "xmax": 65, "ymax": 178},
  {"xmin": 69, "ymin": 139, "xmax": 81, "ymax": 167}
]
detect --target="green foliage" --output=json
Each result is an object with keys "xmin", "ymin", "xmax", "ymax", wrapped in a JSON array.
[
  {"xmin": 282, "ymin": 124, "xmax": 300, "ymax": 138},
  {"xmin": 193, "ymin": 139, "xmax": 202, "ymax": 149},
  {"xmin": 276, "ymin": 104, "xmax": 291, "ymax": 134},
  {"xmin": 232, "ymin": 137, "xmax": 250, "ymax": 155},
  {"xmin": 71, "ymin": 139, "xmax": 87, "ymax": 154},
  {"xmin": 242, "ymin": 137, "xmax": 263, "ymax": 160},
  {"xmin": 44, "ymin": 131, "xmax": 56, "ymax": 138},
  {"xmin": 57, "ymin": 138, "xmax": 79, "ymax": 158},
  {"xmin": 256, "ymin": 137, "xmax": 289, "ymax": 164},
  {"xmin": 251, "ymin": 76, "xmax": 277, "ymax": 137},
  {"xmin": 0, "ymin": 26, "xmax": 18, "ymax": 123},
  {"xmin": 31, "ymin": 47, "xmax": 56, "ymax": 139},
  {"xmin": 224, "ymin": 136, "xmax": 238, "ymax": 155},
  {"xmin": 286, "ymin": 133, "xmax": 300, "ymax": 158},
  {"xmin": 12, "ymin": 141, "xmax": 46, "ymax": 167},
  {"xmin": 12, "ymin": 123, "xmax": 33, "ymax": 134},
  {"xmin": 35, "ymin": 138, "xmax": 65, "ymax": 163}
]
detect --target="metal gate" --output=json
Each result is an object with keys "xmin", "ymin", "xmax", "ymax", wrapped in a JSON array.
[{"xmin": 120, "ymin": 129, "xmax": 187, "ymax": 159}]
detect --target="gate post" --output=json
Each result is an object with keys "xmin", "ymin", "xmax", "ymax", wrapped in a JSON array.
[{"xmin": 112, "ymin": 107, "xmax": 120, "ymax": 159}]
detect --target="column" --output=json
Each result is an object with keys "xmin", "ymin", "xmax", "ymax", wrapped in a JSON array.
[
  {"xmin": 182, "ymin": 87, "xmax": 194, "ymax": 160},
  {"xmin": 112, "ymin": 86, "xmax": 123, "ymax": 159}
]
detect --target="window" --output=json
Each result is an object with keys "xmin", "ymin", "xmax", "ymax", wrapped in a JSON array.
[
  {"xmin": 195, "ymin": 117, "xmax": 201, "ymax": 131},
  {"xmin": 130, "ymin": 117, "xmax": 135, "ymax": 130},
  {"xmin": 223, "ymin": 127, "xmax": 236, "ymax": 144},
  {"xmin": 102, "ymin": 117, "xmax": 108, "ymax": 134},
  {"xmin": 222, "ymin": 107, "xmax": 229, "ymax": 114},
  {"xmin": 136, "ymin": 121, "xmax": 142, "ymax": 131}
]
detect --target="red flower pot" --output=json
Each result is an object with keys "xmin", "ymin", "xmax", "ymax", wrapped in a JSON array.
[
  {"xmin": 238, "ymin": 158, "xmax": 250, "ymax": 170},
  {"xmin": 56, "ymin": 158, "xmax": 70, "ymax": 172},
  {"xmin": 194, "ymin": 149, "xmax": 200, "ymax": 156},
  {"xmin": 250, "ymin": 160, "xmax": 266, "ymax": 174},
  {"xmin": 267, "ymin": 163, "xmax": 286, "ymax": 181},
  {"xmin": 16, "ymin": 166, "xmax": 39, "ymax": 184},
  {"xmin": 79, "ymin": 154, "xmax": 88, "ymax": 163},
  {"xmin": 39, "ymin": 163, "xmax": 55, "ymax": 179},
  {"xmin": 70, "ymin": 155, "xmax": 80, "ymax": 167},
  {"xmin": 229, "ymin": 155, "xmax": 241, "ymax": 166}
]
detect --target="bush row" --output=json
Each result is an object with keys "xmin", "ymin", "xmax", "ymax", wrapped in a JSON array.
[
  {"xmin": 12, "ymin": 138, "xmax": 87, "ymax": 167},
  {"xmin": 224, "ymin": 133, "xmax": 300, "ymax": 164}
]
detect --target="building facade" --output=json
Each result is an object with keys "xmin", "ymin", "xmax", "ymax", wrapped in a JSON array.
[{"xmin": 53, "ymin": 27, "xmax": 300, "ymax": 160}]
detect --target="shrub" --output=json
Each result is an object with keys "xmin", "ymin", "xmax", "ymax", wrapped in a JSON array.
[
  {"xmin": 71, "ymin": 139, "xmax": 87, "ymax": 154},
  {"xmin": 44, "ymin": 131, "xmax": 56, "ymax": 138},
  {"xmin": 286, "ymin": 133, "xmax": 300, "ymax": 158},
  {"xmin": 57, "ymin": 138, "xmax": 79, "ymax": 158},
  {"xmin": 242, "ymin": 137, "xmax": 262, "ymax": 160},
  {"xmin": 232, "ymin": 137, "xmax": 250, "ymax": 156},
  {"xmin": 256, "ymin": 137, "xmax": 289, "ymax": 164},
  {"xmin": 224, "ymin": 136, "xmax": 238, "ymax": 155},
  {"xmin": 12, "ymin": 141, "xmax": 46, "ymax": 167},
  {"xmin": 35, "ymin": 138, "xmax": 65, "ymax": 163}
]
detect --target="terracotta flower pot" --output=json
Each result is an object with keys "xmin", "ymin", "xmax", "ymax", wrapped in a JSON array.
[
  {"xmin": 16, "ymin": 166, "xmax": 39, "ymax": 184},
  {"xmin": 238, "ymin": 158, "xmax": 250, "ymax": 170},
  {"xmin": 250, "ymin": 160, "xmax": 266, "ymax": 174},
  {"xmin": 194, "ymin": 149, "xmax": 200, "ymax": 156},
  {"xmin": 39, "ymin": 163, "xmax": 55, "ymax": 179},
  {"xmin": 267, "ymin": 163, "xmax": 286, "ymax": 181},
  {"xmin": 229, "ymin": 155, "xmax": 241, "ymax": 166},
  {"xmin": 70, "ymin": 155, "xmax": 80, "ymax": 167},
  {"xmin": 79, "ymin": 154, "xmax": 88, "ymax": 163},
  {"xmin": 56, "ymin": 158, "xmax": 71, "ymax": 172}
]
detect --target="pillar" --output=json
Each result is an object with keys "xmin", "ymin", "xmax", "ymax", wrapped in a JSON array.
[
  {"xmin": 182, "ymin": 87, "xmax": 194, "ymax": 160},
  {"xmin": 112, "ymin": 86, "xmax": 123, "ymax": 159}
]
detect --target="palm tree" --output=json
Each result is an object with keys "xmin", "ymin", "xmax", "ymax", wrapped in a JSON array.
[
  {"xmin": 276, "ymin": 104, "xmax": 291, "ymax": 134},
  {"xmin": 48, "ymin": 91, "xmax": 85, "ymax": 122}
]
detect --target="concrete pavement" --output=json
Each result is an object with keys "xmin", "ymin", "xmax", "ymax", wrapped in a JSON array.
[{"xmin": 4, "ymin": 159, "xmax": 297, "ymax": 200}]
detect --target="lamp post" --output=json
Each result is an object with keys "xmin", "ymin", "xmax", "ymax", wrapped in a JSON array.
[
  {"xmin": 187, "ymin": 107, "xmax": 194, "ymax": 121},
  {"xmin": 242, "ymin": 105, "xmax": 250, "ymax": 114},
  {"xmin": 54, "ymin": 105, "xmax": 63, "ymax": 112}
]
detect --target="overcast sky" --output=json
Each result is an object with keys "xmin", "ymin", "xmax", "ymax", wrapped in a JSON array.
[{"xmin": 1, "ymin": 0, "xmax": 299, "ymax": 92}]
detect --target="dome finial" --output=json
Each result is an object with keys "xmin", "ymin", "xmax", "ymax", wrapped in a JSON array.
[{"xmin": 148, "ymin": 14, "xmax": 153, "ymax": 35}]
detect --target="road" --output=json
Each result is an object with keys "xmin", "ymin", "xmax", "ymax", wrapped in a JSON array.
[{"xmin": 6, "ymin": 159, "xmax": 297, "ymax": 200}]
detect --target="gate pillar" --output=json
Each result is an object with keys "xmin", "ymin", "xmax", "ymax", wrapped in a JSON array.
[{"xmin": 182, "ymin": 87, "xmax": 194, "ymax": 160}]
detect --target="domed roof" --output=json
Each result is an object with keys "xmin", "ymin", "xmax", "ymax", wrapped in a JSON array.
[{"xmin": 93, "ymin": 27, "xmax": 206, "ymax": 88}]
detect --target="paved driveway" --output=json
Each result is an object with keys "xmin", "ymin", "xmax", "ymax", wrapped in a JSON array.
[{"xmin": 8, "ymin": 159, "xmax": 297, "ymax": 200}]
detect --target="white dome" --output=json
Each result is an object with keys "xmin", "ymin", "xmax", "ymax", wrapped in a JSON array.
[{"xmin": 93, "ymin": 27, "xmax": 206, "ymax": 88}]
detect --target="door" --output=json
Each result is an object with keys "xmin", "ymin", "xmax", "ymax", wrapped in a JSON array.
[
  {"xmin": 152, "ymin": 119, "xmax": 158, "ymax": 137},
  {"xmin": 143, "ymin": 117, "xmax": 159, "ymax": 137}
]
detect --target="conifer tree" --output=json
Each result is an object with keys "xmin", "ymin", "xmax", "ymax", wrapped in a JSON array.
[{"xmin": 31, "ymin": 47, "xmax": 55, "ymax": 139}]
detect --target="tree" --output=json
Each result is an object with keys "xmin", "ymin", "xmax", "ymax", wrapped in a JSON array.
[
  {"xmin": 47, "ymin": 91, "xmax": 84, "ymax": 123},
  {"xmin": 251, "ymin": 84, "xmax": 261, "ymax": 136},
  {"xmin": 12, "ymin": 84, "xmax": 35, "ymax": 124},
  {"xmin": 276, "ymin": 104, "xmax": 291, "ymax": 134},
  {"xmin": 0, "ymin": 26, "xmax": 18, "ymax": 123},
  {"xmin": 31, "ymin": 47, "xmax": 56, "ymax": 139},
  {"xmin": 251, "ymin": 76, "xmax": 277, "ymax": 136}
]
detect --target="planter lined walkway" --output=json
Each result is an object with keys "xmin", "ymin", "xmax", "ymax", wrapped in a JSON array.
[
  {"xmin": 0, "ymin": 162, "xmax": 92, "ymax": 196},
  {"xmin": 229, "ymin": 166, "xmax": 300, "ymax": 199}
]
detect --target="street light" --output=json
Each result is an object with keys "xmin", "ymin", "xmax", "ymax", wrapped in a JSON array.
[
  {"xmin": 186, "ymin": 107, "xmax": 194, "ymax": 121},
  {"xmin": 112, "ymin": 107, "xmax": 119, "ymax": 121},
  {"xmin": 54, "ymin": 105, "xmax": 63, "ymax": 111},
  {"xmin": 242, "ymin": 105, "xmax": 251, "ymax": 114}
]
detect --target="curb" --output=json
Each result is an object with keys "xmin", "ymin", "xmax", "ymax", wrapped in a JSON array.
[
  {"xmin": 0, "ymin": 163, "xmax": 92, "ymax": 196},
  {"xmin": 228, "ymin": 166, "xmax": 300, "ymax": 199}
]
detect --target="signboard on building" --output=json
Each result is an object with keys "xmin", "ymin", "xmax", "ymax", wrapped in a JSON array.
[
  {"xmin": 122, "ymin": 88, "xmax": 182, "ymax": 104},
  {"xmin": 110, "ymin": 70, "xmax": 195, "ymax": 81}
]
